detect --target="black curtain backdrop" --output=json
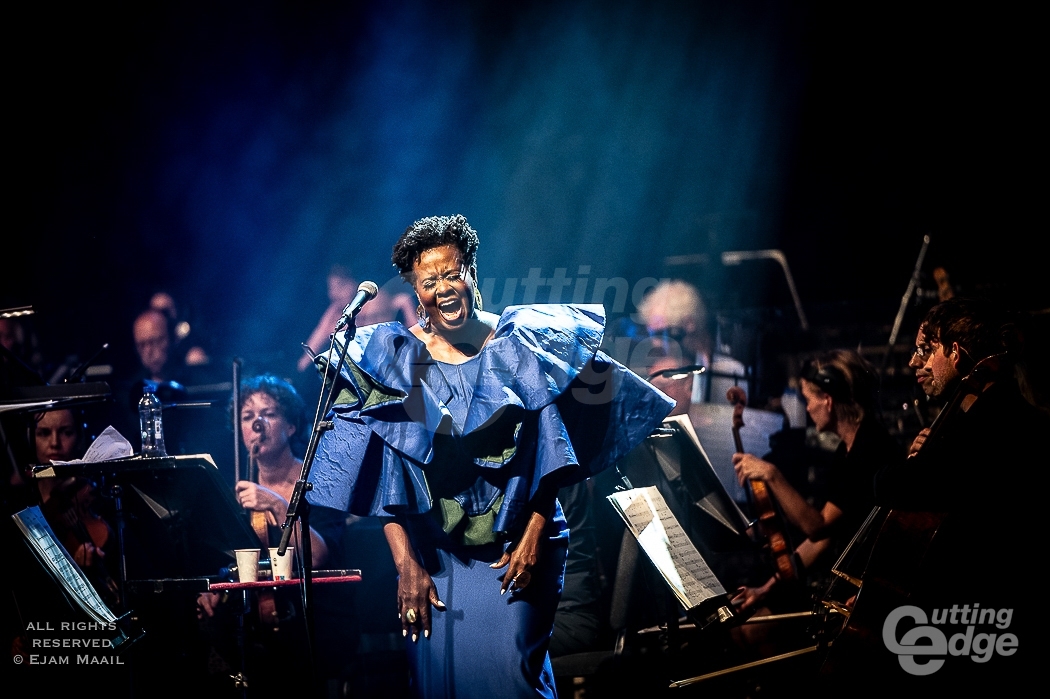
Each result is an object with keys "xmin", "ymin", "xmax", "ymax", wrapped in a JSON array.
[{"xmin": 6, "ymin": 0, "xmax": 1044, "ymax": 392}]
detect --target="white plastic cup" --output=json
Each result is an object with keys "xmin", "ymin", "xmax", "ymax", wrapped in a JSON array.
[
  {"xmin": 269, "ymin": 547, "xmax": 294, "ymax": 581},
  {"xmin": 234, "ymin": 549, "xmax": 261, "ymax": 583}
]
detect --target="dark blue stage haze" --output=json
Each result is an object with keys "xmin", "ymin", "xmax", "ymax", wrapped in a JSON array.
[{"xmin": 7, "ymin": 0, "xmax": 1041, "ymax": 390}]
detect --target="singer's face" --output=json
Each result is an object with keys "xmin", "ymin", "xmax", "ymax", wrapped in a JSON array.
[
  {"xmin": 241, "ymin": 392, "xmax": 294, "ymax": 458},
  {"xmin": 411, "ymin": 245, "xmax": 477, "ymax": 336}
]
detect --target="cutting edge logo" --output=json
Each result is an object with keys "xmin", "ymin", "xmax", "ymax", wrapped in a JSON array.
[{"xmin": 882, "ymin": 605, "xmax": 1019, "ymax": 676}]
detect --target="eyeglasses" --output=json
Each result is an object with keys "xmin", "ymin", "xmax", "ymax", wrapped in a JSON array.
[
  {"xmin": 912, "ymin": 343, "xmax": 937, "ymax": 360},
  {"xmin": 648, "ymin": 364, "xmax": 706, "ymax": 381}
]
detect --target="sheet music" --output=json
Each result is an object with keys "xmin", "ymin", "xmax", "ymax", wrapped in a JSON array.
[
  {"xmin": 688, "ymin": 404, "xmax": 785, "ymax": 503},
  {"xmin": 609, "ymin": 487, "xmax": 726, "ymax": 610},
  {"xmin": 52, "ymin": 425, "xmax": 134, "ymax": 465},
  {"xmin": 12, "ymin": 506, "xmax": 118, "ymax": 625}
]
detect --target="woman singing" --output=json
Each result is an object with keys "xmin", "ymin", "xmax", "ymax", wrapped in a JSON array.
[{"xmin": 306, "ymin": 214, "xmax": 673, "ymax": 698}]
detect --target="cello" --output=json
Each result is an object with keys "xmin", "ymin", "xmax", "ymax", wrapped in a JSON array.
[
  {"xmin": 728, "ymin": 386, "xmax": 796, "ymax": 583},
  {"xmin": 818, "ymin": 353, "xmax": 1004, "ymax": 676}
]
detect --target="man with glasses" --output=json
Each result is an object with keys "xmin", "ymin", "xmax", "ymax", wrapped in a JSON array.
[
  {"xmin": 636, "ymin": 279, "xmax": 748, "ymax": 407},
  {"xmin": 862, "ymin": 297, "xmax": 1044, "ymax": 690}
]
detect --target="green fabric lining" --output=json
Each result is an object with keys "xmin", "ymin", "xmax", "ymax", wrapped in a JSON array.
[
  {"xmin": 431, "ymin": 494, "xmax": 505, "ymax": 547},
  {"xmin": 314, "ymin": 353, "xmax": 405, "ymax": 409}
]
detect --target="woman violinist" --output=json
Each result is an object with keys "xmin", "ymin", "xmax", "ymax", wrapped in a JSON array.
[
  {"xmin": 31, "ymin": 408, "xmax": 122, "ymax": 608},
  {"xmin": 730, "ymin": 349, "xmax": 902, "ymax": 612}
]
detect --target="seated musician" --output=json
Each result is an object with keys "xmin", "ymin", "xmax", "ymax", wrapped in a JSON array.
[
  {"xmin": 731, "ymin": 349, "xmax": 902, "ymax": 611},
  {"xmin": 198, "ymin": 375, "xmax": 332, "ymax": 619},
  {"xmin": 196, "ymin": 375, "xmax": 347, "ymax": 695},
  {"xmin": 870, "ymin": 298, "xmax": 1044, "ymax": 688},
  {"xmin": 29, "ymin": 408, "xmax": 123, "ymax": 610}
]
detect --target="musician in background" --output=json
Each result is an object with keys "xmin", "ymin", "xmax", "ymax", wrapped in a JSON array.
[
  {"xmin": 645, "ymin": 348, "xmax": 696, "ymax": 417},
  {"xmin": 30, "ymin": 409, "xmax": 95, "ymax": 558},
  {"xmin": 148, "ymin": 291, "xmax": 210, "ymax": 367},
  {"xmin": 297, "ymin": 264, "xmax": 416, "ymax": 372},
  {"xmin": 199, "ymin": 375, "xmax": 330, "ymax": 625},
  {"xmin": 878, "ymin": 299, "xmax": 1042, "ymax": 593},
  {"xmin": 132, "ymin": 309, "xmax": 180, "ymax": 384},
  {"xmin": 636, "ymin": 280, "xmax": 748, "ymax": 406},
  {"xmin": 197, "ymin": 375, "xmax": 346, "ymax": 696},
  {"xmin": 840, "ymin": 297, "xmax": 1043, "ymax": 690},
  {"xmin": 28, "ymin": 408, "xmax": 123, "ymax": 610},
  {"xmin": 198, "ymin": 374, "xmax": 331, "ymax": 610},
  {"xmin": 731, "ymin": 349, "xmax": 901, "ymax": 612}
]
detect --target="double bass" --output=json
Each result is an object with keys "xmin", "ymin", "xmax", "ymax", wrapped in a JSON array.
[{"xmin": 728, "ymin": 386, "xmax": 796, "ymax": 583}]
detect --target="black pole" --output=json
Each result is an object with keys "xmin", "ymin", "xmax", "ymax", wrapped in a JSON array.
[{"xmin": 276, "ymin": 317, "xmax": 357, "ymax": 659}]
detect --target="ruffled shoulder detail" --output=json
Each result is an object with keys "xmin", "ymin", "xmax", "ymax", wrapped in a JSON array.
[
  {"xmin": 335, "ymin": 304, "xmax": 604, "ymax": 410},
  {"xmin": 307, "ymin": 304, "xmax": 673, "ymax": 535}
]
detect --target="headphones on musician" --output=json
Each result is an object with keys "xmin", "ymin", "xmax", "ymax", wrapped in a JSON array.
[{"xmin": 801, "ymin": 361, "xmax": 853, "ymax": 405}]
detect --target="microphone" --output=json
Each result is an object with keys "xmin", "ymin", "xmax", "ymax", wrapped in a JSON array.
[
  {"xmin": 335, "ymin": 281, "xmax": 379, "ymax": 331},
  {"xmin": 252, "ymin": 417, "xmax": 266, "ymax": 434}
]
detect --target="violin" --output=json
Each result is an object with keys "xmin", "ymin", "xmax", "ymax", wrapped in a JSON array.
[
  {"xmin": 728, "ymin": 387, "xmax": 796, "ymax": 582},
  {"xmin": 42, "ymin": 477, "xmax": 122, "ymax": 610}
]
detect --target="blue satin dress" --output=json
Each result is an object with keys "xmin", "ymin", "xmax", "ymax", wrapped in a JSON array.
[{"xmin": 307, "ymin": 304, "xmax": 673, "ymax": 699}]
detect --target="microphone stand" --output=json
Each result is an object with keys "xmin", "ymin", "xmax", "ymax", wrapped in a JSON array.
[
  {"xmin": 276, "ymin": 314, "xmax": 358, "ymax": 654},
  {"xmin": 882, "ymin": 234, "xmax": 930, "ymax": 375}
]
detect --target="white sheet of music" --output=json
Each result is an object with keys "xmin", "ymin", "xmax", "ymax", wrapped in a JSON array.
[
  {"xmin": 608, "ymin": 486, "xmax": 726, "ymax": 610},
  {"xmin": 12, "ymin": 506, "xmax": 118, "ymax": 625}
]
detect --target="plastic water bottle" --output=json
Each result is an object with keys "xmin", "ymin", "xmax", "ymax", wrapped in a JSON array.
[{"xmin": 139, "ymin": 384, "xmax": 167, "ymax": 457}]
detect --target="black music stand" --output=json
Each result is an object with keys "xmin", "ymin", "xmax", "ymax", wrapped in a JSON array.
[
  {"xmin": 609, "ymin": 416, "xmax": 760, "ymax": 641},
  {"xmin": 41, "ymin": 453, "xmax": 266, "ymax": 696},
  {"xmin": 41, "ymin": 454, "xmax": 259, "ymax": 582},
  {"xmin": 618, "ymin": 414, "xmax": 755, "ymax": 586}
]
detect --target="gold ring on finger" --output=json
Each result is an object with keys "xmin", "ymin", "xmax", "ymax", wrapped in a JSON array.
[{"xmin": 405, "ymin": 608, "xmax": 418, "ymax": 624}]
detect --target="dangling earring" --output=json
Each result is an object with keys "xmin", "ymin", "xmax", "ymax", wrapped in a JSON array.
[
  {"xmin": 473, "ymin": 285, "xmax": 483, "ymax": 312},
  {"xmin": 416, "ymin": 304, "xmax": 431, "ymax": 330}
]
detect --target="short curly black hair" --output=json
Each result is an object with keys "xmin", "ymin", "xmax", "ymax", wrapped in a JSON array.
[{"xmin": 391, "ymin": 214, "xmax": 480, "ymax": 276}]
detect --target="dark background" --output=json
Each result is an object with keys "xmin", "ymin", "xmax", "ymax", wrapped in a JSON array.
[{"xmin": 5, "ymin": 0, "xmax": 1045, "ymax": 429}]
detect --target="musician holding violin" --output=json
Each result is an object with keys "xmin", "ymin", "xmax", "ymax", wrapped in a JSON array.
[
  {"xmin": 30, "ymin": 408, "xmax": 122, "ymax": 609},
  {"xmin": 730, "ymin": 349, "xmax": 902, "ymax": 612}
]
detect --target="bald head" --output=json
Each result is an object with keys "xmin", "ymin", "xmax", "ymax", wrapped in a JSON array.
[{"xmin": 133, "ymin": 309, "xmax": 170, "ymax": 379}]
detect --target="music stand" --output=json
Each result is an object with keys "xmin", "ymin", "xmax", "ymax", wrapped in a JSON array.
[
  {"xmin": 39, "ymin": 454, "xmax": 260, "ymax": 582},
  {"xmin": 38, "ymin": 453, "xmax": 269, "ymax": 696},
  {"xmin": 688, "ymin": 403, "xmax": 785, "ymax": 504},
  {"xmin": 612, "ymin": 415, "xmax": 758, "ymax": 635}
]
